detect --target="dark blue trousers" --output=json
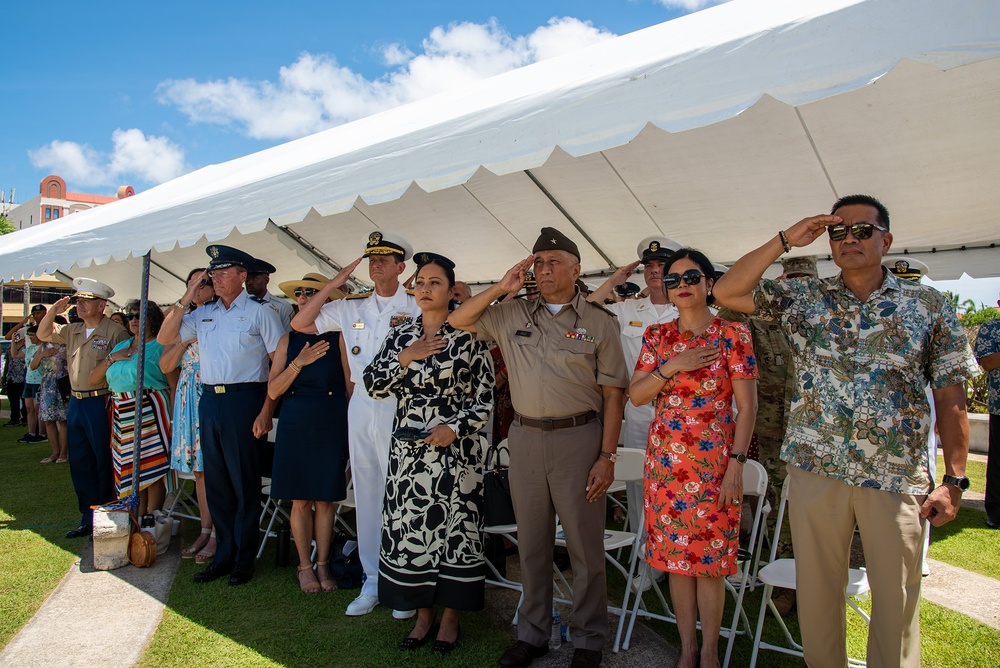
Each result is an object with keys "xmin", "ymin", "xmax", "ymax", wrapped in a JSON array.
[
  {"xmin": 987, "ymin": 414, "xmax": 1000, "ymax": 524},
  {"xmin": 66, "ymin": 395, "xmax": 114, "ymax": 528},
  {"xmin": 200, "ymin": 387, "xmax": 266, "ymax": 570}
]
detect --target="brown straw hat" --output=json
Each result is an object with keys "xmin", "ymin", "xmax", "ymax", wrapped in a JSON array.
[{"xmin": 277, "ymin": 272, "xmax": 344, "ymax": 302}]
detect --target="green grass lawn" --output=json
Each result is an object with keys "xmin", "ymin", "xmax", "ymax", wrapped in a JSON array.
[
  {"xmin": 941, "ymin": 453, "xmax": 987, "ymax": 494},
  {"xmin": 3, "ymin": 395, "xmax": 999, "ymax": 666}
]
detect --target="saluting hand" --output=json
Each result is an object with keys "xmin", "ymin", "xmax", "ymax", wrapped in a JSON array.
[
  {"xmin": 782, "ymin": 214, "xmax": 843, "ymax": 249},
  {"xmin": 331, "ymin": 257, "xmax": 364, "ymax": 289},
  {"xmin": 184, "ymin": 270, "xmax": 210, "ymax": 302},
  {"xmin": 292, "ymin": 340, "xmax": 330, "ymax": 368},
  {"xmin": 51, "ymin": 296, "xmax": 72, "ymax": 315},
  {"xmin": 497, "ymin": 255, "xmax": 536, "ymax": 294},
  {"xmin": 609, "ymin": 260, "xmax": 641, "ymax": 287}
]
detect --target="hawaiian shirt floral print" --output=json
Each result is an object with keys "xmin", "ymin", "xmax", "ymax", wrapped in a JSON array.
[
  {"xmin": 974, "ymin": 319, "xmax": 1000, "ymax": 415},
  {"xmin": 753, "ymin": 270, "xmax": 978, "ymax": 494}
]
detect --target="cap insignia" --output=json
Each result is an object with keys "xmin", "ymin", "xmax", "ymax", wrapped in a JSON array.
[
  {"xmin": 368, "ymin": 231, "xmax": 382, "ymax": 247},
  {"xmin": 895, "ymin": 260, "xmax": 910, "ymax": 273},
  {"xmin": 649, "ymin": 241, "xmax": 659, "ymax": 252},
  {"xmin": 208, "ymin": 246, "xmax": 220, "ymax": 258}
]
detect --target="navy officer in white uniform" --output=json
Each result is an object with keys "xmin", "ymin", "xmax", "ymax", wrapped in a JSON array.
[
  {"xmin": 159, "ymin": 245, "xmax": 284, "ymax": 586},
  {"xmin": 292, "ymin": 231, "xmax": 418, "ymax": 618},
  {"xmin": 246, "ymin": 257, "xmax": 294, "ymax": 331},
  {"xmin": 588, "ymin": 237, "xmax": 680, "ymax": 538}
]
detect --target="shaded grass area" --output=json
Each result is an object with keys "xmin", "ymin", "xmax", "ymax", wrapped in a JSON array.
[
  {"xmin": 0, "ymin": 398, "xmax": 84, "ymax": 648},
  {"xmin": 139, "ymin": 522, "xmax": 513, "ymax": 668}
]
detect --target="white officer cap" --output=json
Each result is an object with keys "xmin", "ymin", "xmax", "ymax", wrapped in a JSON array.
[
  {"xmin": 882, "ymin": 256, "xmax": 929, "ymax": 281},
  {"xmin": 72, "ymin": 277, "xmax": 115, "ymax": 300},
  {"xmin": 363, "ymin": 231, "xmax": 413, "ymax": 261},
  {"xmin": 636, "ymin": 236, "xmax": 683, "ymax": 263}
]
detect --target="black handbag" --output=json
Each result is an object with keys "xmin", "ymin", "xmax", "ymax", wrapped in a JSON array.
[
  {"xmin": 482, "ymin": 442, "xmax": 516, "ymax": 527},
  {"xmin": 56, "ymin": 374, "xmax": 71, "ymax": 402}
]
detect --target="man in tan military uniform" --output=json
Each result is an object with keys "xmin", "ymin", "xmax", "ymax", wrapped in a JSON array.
[
  {"xmin": 451, "ymin": 228, "xmax": 628, "ymax": 668},
  {"xmin": 38, "ymin": 278, "xmax": 128, "ymax": 538}
]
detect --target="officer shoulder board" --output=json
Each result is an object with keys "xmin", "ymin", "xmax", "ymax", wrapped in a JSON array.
[
  {"xmin": 405, "ymin": 289, "xmax": 415, "ymax": 296},
  {"xmin": 345, "ymin": 292, "xmax": 371, "ymax": 300},
  {"xmin": 584, "ymin": 299, "xmax": 618, "ymax": 319}
]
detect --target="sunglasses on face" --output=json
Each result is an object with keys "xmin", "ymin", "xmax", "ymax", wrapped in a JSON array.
[
  {"xmin": 123, "ymin": 313, "xmax": 140, "ymax": 322},
  {"xmin": 663, "ymin": 270, "xmax": 707, "ymax": 290},
  {"xmin": 293, "ymin": 288, "xmax": 319, "ymax": 298},
  {"xmin": 827, "ymin": 223, "xmax": 887, "ymax": 241}
]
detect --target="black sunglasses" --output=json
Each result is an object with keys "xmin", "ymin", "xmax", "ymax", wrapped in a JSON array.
[
  {"xmin": 827, "ymin": 222, "xmax": 887, "ymax": 241},
  {"xmin": 123, "ymin": 312, "xmax": 140, "ymax": 322},
  {"xmin": 663, "ymin": 270, "xmax": 707, "ymax": 290},
  {"xmin": 293, "ymin": 288, "xmax": 319, "ymax": 298}
]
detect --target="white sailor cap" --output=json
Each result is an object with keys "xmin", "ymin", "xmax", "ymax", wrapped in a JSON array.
[
  {"xmin": 72, "ymin": 277, "xmax": 115, "ymax": 300},
  {"xmin": 882, "ymin": 256, "xmax": 929, "ymax": 280},
  {"xmin": 636, "ymin": 236, "xmax": 683, "ymax": 263},
  {"xmin": 363, "ymin": 231, "xmax": 413, "ymax": 261}
]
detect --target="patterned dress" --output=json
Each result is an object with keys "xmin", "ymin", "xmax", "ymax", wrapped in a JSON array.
[
  {"xmin": 636, "ymin": 317, "xmax": 757, "ymax": 578},
  {"xmin": 37, "ymin": 344, "xmax": 68, "ymax": 423},
  {"xmin": 363, "ymin": 318, "xmax": 494, "ymax": 611},
  {"xmin": 106, "ymin": 339, "xmax": 174, "ymax": 497},
  {"xmin": 169, "ymin": 342, "xmax": 204, "ymax": 473}
]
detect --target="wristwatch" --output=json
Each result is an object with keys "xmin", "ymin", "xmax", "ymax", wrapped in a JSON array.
[
  {"xmin": 731, "ymin": 452, "xmax": 747, "ymax": 464},
  {"xmin": 599, "ymin": 451, "xmax": 618, "ymax": 463},
  {"xmin": 941, "ymin": 475, "xmax": 970, "ymax": 492}
]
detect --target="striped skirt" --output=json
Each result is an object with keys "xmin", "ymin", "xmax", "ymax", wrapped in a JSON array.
[{"xmin": 111, "ymin": 390, "xmax": 175, "ymax": 498}]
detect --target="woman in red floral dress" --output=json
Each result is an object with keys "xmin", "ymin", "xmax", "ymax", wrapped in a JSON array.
[{"xmin": 630, "ymin": 248, "xmax": 758, "ymax": 668}]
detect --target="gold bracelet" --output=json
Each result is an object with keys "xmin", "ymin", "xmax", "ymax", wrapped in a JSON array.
[
  {"xmin": 651, "ymin": 370, "xmax": 668, "ymax": 383},
  {"xmin": 288, "ymin": 362, "xmax": 302, "ymax": 374}
]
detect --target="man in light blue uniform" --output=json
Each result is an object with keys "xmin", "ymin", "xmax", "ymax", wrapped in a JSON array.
[
  {"xmin": 160, "ymin": 245, "xmax": 284, "ymax": 586},
  {"xmin": 292, "ymin": 231, "xmax": 418, "ymax": 618}
]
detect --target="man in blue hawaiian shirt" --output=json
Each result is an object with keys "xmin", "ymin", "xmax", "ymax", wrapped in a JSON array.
[
  {"xmin": 973, "ymin": 291, "xmax": 1000, "ymax": 529},
  {"xmin": 714, "ymin": 194, "xmax": 979, "ymax": 668}
]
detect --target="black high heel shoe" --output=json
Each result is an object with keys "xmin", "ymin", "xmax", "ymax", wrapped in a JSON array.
[
  {"xmin": 398, "ymin": 622, "xmax": 439, "ymax": 651},
  {"xmin": 432, "ymin": 624, "xmax": 461, "ymax": 654}
]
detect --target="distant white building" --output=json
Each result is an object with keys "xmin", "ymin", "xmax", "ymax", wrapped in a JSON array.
[{"xmin": 5, "ymin": 174, "xmax": 134, "ymax": 231}]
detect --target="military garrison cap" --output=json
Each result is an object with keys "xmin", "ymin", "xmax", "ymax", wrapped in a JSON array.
[
  {"xmin": 780, "ymin": 255, "xmax": 819, "ymax": 278},
  {"xmin": 532, "ymin": 227, "xmax": 580, "ymax": 260},
  {"xmin": 414, "ymin": 251, "xmax": 455, "ymax": 270}
]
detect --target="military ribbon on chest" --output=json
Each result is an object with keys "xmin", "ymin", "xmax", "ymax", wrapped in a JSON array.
[
  {"xmin": 565, "ymin": 330, "xmax": 595, "ymax": 344},
  {"xmin": 389, "ymin": 314, "xmax": 413, "ymax": 328}
]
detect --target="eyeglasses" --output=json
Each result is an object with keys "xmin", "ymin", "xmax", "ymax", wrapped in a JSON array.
[
  {"xmin": 207, "ymin": 268, "xmax": 240, "ymax": 279},
  {"xmin": 293, "ymin": 288, "xmax": 319, "ymax": 298},
  {"xmin": 123, "ymin": 313, "xmax": 140, "ymax": 322},
  {"xmin": 663, "ymin": 270, "xmax": 707, "ymax": 289},
  {"xmin": 827, "ymin": 223, "xmax": 887, "ymax": 241}
]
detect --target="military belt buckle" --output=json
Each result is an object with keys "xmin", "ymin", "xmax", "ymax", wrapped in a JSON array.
[
  {"xmin": 214, "ymin": 385, "xmax": 226, "ymax": 394},
  {"xmin": 539, "ymin": 418, "xmax": 554, "ymax": 432}
]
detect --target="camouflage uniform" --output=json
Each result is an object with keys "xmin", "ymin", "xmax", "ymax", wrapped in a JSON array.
[{"xmin": 718, "ymin": 308, "xmax": 795, "ymax": 559}]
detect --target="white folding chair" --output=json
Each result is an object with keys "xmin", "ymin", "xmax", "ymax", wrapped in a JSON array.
[
  {"xmin": 163, "ymin": 469, "xmax": 200, "ymax": 522},
  {"xmin": 550, "ymin": 447, "xmax": 645, "ymax": 652},
  {"xmin": 748, "ymin": 476, "xmax": 871, "ymax": 668},
  {"xmin": 333, "ymin": 467, "xmax": 357, "ymax": 537},
  {"xmin": 621, "ymin": 459, "xmax": 769, "ymax": 661},
  {"xmin": 257, "ymin": 476, "xmax": 291, "ymax": 559}
]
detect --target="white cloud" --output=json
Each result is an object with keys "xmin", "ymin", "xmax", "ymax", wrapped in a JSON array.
[
  {"xmin": 656, "ymin": 0, "xmax": 730, "ymax": 11},
  {"xmin": 156, "ymin": 17, "xmax": 616, "ymax": 142},
  {"xmin": 28, "ymin": 129, "xmax": 187, "ymax": 188}
]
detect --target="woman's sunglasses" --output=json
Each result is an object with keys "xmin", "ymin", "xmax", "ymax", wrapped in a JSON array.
[
  {"xmin": 827, "ymin": 223, "xmax": 887, "ymax": 241},
  {"xmin": 663, "ymin": 270, "xmax": 707, "ymax": 290},
  {"xmin": 123, "ymin": 312, "xmax": 140, "ymax": 322},
  {"xmin": 293, "ymin": 288, "xmax": 319, "ymax": 298}
]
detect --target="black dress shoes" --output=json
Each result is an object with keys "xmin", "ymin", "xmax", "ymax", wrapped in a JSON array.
[
  {"xmin": 498, "ymin": 640, "xmax": 548, "ymax": 667},
  {"xmin": 194, "ymin": 561, "xmax": 233, "ymax": 583},
  {"xmin": 229, "ymin": 565, "xmax": 254, "ymax": 586},
  {"xmin": 570, "ymin": 648, "xmax": 602, "ymax": 668},
  {"xmin": 65, "ymin": 525, "xmax": 92, "ymax": 539},
  {"xmin": 398, "ymin": 623, "xmax": 439, "ymax": 651},
  {"xmin": 432, "ymin": 624, "xmax": 460, "ymax": 654}
]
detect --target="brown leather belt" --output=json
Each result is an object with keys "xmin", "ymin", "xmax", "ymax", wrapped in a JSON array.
[
  {"xmin": 71, "ymin": 389, "xmax": 110, "ymax": 399},
  {"xmin": 514, "ymin": 410, "xmax": 597, "ymax": 432}
]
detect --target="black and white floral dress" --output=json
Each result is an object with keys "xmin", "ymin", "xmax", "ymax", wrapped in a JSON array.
[{"xmin": 363, "ymin": 318, "xmax": 494, "ymax": 611}]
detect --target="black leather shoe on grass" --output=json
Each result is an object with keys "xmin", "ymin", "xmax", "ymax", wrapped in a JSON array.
[
  {"xmin": 570, "ymin": 648, "xmax": 602, "ymax": 668},
  {"xmin": 65, "ymin": 525, "xmax": 92, "ymax": 539},
  {"xmin": 498, "ymin": 640, "xmax": 548, "ymax": 667},
  {"xmin": 228, "ymin": 566, "xmax": 255, "ymax": 586},
  {"xmin": 194, "ymin": 561, "xmax": 233, "ymax": 583}
]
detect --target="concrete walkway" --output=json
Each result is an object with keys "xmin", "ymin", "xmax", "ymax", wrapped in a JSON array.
[{"xmin": 0, "ymin": 540, "xmax": 180, "ymax": 668}]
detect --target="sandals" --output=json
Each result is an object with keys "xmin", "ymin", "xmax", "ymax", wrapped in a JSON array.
[
  {"xmin": 181, "ymin": 528, "xmax": 212, "ymax": 559},
  {"xmin": 316, "ymin": 561, "xmax": 338, "ymax": 592},
  {"xmin": 40, "ymin": 456, "xmax": 57, "ymax": 464},
  {"xmin": 54, "ymin": 458, "xmax": 68, "ymax": 464},
  {"xmin": 195, "ymin": 532, "xmax": 217, "ymax": 564},
  {"xmin": 298, "ymin": 563, "xmax": 320, "ymax": 594}
]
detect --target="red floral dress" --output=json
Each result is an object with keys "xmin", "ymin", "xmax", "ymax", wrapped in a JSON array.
[{"xmin": 635, "ymin": 317, "xmax": 757, "ymax": 577}]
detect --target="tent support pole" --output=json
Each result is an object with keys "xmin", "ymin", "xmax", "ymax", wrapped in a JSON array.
[
  {"xmin": 129, "ymin": 252, "xmax": 150, "ymax": 509},
  {"xmin": 524, "ymin": 169, "xmax": 615, "ymax": 269}
]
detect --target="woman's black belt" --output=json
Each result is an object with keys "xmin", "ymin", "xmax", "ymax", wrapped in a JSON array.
[
  {"xmin": 514, "ymin": 410, "xmax": 597, "ymax": 432},
  {"xmin": 203, "ymin": 382, "xmax": 267, "ymax": 394}
]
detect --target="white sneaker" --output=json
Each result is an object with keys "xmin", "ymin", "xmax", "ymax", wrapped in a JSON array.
[
  {"xmin": 345, "ymin": 593, "xmax": 379, "ymax": 616},
  {"xmin": 392, "ymin": 609, "xmax": 416, "ymax": 620},
  {"xmin": 922, "ymin": 560, "xmax": 931, "ymax": 577},
  {"xmin": 630, "ymin": 567, "xmax": 664, "ymax": 593}
]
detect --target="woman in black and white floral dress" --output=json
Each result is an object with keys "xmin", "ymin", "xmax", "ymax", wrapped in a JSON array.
[{"xmin": 363, "ymin": 252, "xmax": 494, "ymax": 654}]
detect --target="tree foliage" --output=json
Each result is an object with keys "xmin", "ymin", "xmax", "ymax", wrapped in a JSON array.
[{"xmin": 0, "ymin": 214, "xmax": 14, "ymax": 235}]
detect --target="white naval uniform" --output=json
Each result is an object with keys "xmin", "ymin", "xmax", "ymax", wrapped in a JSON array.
[
  {"xmin": 606, "ymin": 297, "xmax": 677, "ymax": 531},
  {"xmin": 254, "ymin": 292, "xmax": 294, "ymax": 331},
  {"xmin": 313, "ymin": 284, "xmax": 417, "ymax": 598}
]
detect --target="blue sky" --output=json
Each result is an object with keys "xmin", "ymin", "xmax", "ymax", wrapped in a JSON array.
[{"xmin": 1, "ymin": 0, "xmax": 717, "ymax": 201}]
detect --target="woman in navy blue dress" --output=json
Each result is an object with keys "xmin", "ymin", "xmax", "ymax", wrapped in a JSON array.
[{"xmin": 268, "ymin": 273, "xmax": 350, "ymax": 594}]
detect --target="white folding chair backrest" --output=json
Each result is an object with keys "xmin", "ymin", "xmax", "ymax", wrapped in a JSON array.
[{"xmin": 613, "ymin": 448, "xmax": 644, "ymax": 483}]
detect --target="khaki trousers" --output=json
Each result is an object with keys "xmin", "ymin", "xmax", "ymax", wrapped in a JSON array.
[
  {"xmin": 787, "ymin": 465, "xmax": 924, "ymax": 668},
  {"xmin": 509, "ymin": 420, "xmax": 607, "ymax": 650}
]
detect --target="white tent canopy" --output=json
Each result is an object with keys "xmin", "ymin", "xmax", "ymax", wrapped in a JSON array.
[{"xmin": 2, "ymin": 0, "xmax": 998, "ymax": 304}]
